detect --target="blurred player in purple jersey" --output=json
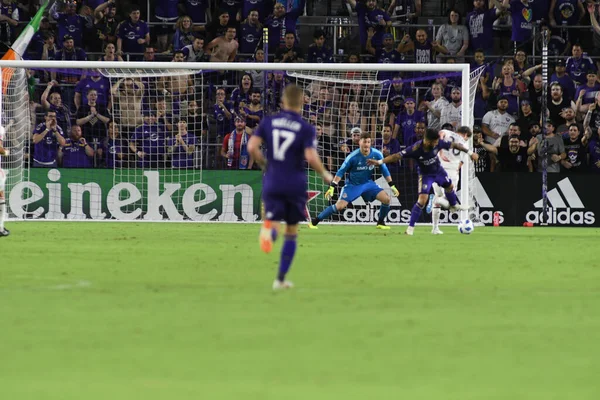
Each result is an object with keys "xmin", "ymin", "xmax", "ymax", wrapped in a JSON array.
[
  {"xmin": 248, "ymin": 85, "xmax": 333, "ymax": 290},
  {"xmin": 368, "ymin": 127, "xmax": 478, "ymax": 235}
]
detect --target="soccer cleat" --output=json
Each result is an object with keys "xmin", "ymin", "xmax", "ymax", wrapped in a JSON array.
[
  {"xmin": 259, "ymin": 222, "xmax": 273, "ymax": 253},
  {"xmin": 272, "ymin": 279, "xmax": 294, "ymax": 290},
  {"xmin": 0, "ymin": 228, "xmax": 9, "ymax": 237},
  {"xmin": 426, "ymin": 194, "xmax": 434, "ymax": 214},
  {"xmin": 450, "ymin": 203, "xmax": 469, "ymax": 212},
  {"xmin": 308, "ymin": 218, "xmax": 319, "ymax": 229},
  {"xmin": 405, "ymin": 226, "xmax": 414, "ymax": 236},
  {"xmin": 431, "ymin": 228, "xmax": 444, "ymax": 235},
  {"xmin": 376, "ymin": 222, "xmax": 391, "ymax": 230}
]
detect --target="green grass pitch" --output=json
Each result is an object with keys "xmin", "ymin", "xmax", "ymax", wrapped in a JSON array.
[{"xmin": 1, "ymin": 222, "xmax": 600, "ymax": 399}]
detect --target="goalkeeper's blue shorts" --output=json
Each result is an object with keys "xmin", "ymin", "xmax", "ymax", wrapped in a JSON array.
[{"xmin": 339, "ymin": 181, "xmax": 383, "ymax": 203}]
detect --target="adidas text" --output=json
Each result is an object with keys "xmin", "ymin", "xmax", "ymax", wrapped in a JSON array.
[{"xmin": 526, "ymin": 208, "xmax": 595, "ymax": 225}]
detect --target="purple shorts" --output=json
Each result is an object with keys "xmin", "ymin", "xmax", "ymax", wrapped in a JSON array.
[
  {"xmin": 418, "ymin": 170, "xmax": 452, "ymax": 195},
  {"xmin": 262, "ymin": 193, "xmax": 307, "ymax": 225}
]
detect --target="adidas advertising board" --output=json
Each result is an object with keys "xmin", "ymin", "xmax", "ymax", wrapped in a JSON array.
[{"xmin": 476, "ymin": 174, "xmax": 598, "ymax": 227}]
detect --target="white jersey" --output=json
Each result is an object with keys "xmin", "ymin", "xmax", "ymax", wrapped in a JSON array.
[
  {"xmin": 438, "ymin": 129, "xmax": 467, "ymax": 173},
  {"xmin": 481, "ymin": 110, "xmax": 515, "ymax": 144},
  {"xmin": 439, "ymin": 102, "xmax": 462, "ymax": 130}
]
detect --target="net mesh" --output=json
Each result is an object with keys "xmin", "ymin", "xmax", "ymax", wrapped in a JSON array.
[
  {"xmin": 1, "ymin": 63, "xmax": 483, "ymax": 224},
  {"xmin": 1, "ymin": 67, "xmax": 30, "ymax": 218}
]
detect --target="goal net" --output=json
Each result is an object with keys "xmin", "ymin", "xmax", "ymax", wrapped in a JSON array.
[{"xmin": 0, "ymin": 61, "xmax": 483, "ymax": 224}]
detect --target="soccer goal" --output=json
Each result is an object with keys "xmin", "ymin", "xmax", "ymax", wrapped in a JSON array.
[{"xmin": 0, "ymin": 60, "xmax": 483, "ymax": 224}]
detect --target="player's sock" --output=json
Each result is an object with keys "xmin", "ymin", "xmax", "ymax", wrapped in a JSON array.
[
  {"xmin": 271, "ymin": 229, "xmax": 278, "ymax": 242},
  {"xmin": 409, "ymin": 203, "xmax": 424, "ymax": 227},
  {"xmin": 432, "ymin": 206, "xmax": 440, "ymax": 230},
  {"xmin": 277, "ymin": 234, "xmax": 297, "ymax": 282},
  {"xmin": 0, "ymin": 199, "xmax": 5, "ymax": 231},
  {"xmin": 378, "ymin": 204, "xmax": 390, "ymax": 224},
  {"xmin": 445, "ymin": 190, "xmax": 459, "ymax": 206},
  {"xmin": 316, "ymin": 205, "xmax": 337, "ymax": 222}
]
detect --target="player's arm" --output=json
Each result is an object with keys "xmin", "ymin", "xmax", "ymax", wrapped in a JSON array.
[
  {"xmin": 450, "ymin": 141, "xmax": 479, "ymax": 161},
  {"xmin": 247, "ymin": 135, "xmax": 265, "ymax": 170},
  {"xmin": 368, "ymin": 152, "xmax": 402, "ymax": 165}
]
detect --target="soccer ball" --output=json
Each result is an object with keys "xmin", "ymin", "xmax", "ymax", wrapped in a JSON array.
[{"xmin": 458, "ymin": 219, "xmax": 474, "ymax": 235}]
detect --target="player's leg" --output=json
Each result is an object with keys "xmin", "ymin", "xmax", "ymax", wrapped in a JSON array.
[
  {"xmin": 311, "ymin": 184, "xmax": 360, "ymax": 227},
  {"xmin": 431, "ymin": 182, "xmax": 446, "ymax": 234},
  {"xmin": 0, "ymin": 170, "xmax": 8, "ymax": 237},
  {"xmin": 406, "ymin": 175, "xmax": 433, "ymax": 235},
  {"xmin": 273, "ymin": 199, "xmax": 307, "ymax": 290},
  {"xmin": 260, "ymin": 194, "xmax": 285, "ymax": 253},
  {"xmin": 438, "ymin": 172, "xmax": 467, "ymax": 211},
  {"xmin": 273, "ymin": 223, "xmax": 298, "ymax": 290},
  {"xmin": 368, "ymin": 183, "xmax": 391, "ymax": 229}
]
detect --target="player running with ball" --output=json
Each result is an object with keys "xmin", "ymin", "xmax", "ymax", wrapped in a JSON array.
[
  {"xmin": 0, "ymin": 126, "xmax": 10, "ymax": 237},
  {"xmin": 248, "ymin": 85, "xmax": 333, "ymax": 290},
  {"xmin": 309, "ymin": 132, "xmax": 400, "ymax": 230},
  {"xmin": 428, "ymin": 126, "xmax": 472, "ymax": 234},
  {"xmin": 367, "ymin": 127, "xmax": 478, "ymax": 235}
]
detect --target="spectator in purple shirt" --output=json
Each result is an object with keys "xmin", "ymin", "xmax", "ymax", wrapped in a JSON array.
[
  {"xmin": 59, "ymin": 126, "xmax": 95, "ymax": 168},
  {"xmin": 238, "ymin": 9, "xmax": 263, "ymax": 55},
  {"xmin": 98, "ymin": 121, "xmax": 127, "ymax": 168},
  {"xmin": 182, "ymin": 0, "xmax": 209, "ymax": 24},
  {"xmin": 116, "ymin": 5, "xmax": 150, "ymax": 61},
  {"xmin": 307, "ymin": 29, "xmax": 333, "ymax": 63},
  {"xmin": 347, "ymin": 0, "xmax": 392, "ymax": 50},
  {"xmin": 366, "ymin": 31, "xmax": 402, "ymax": 81},
  {"xmin": 172, "ymin": 15, "xmax": 197, "ymax": 51},
  {"xmin": 76, "ymin": 89, "xmax": 111, "ymax": 141},
  {"xmin": 575, "ymin": 70, "xmax": 600, "ymax": 113},
  {"xmin": 155, "ymin": 0, "xmax": 180, "ymax": 52},
  {"xmin": 32, "ymin": 110, "xmax": 67, "ymax": 168},
  {"xmin": 466, "ymin": 0, "xmax": 500, "ymax": 54},
  {"xmin": 566, "ymin": 44, "xmax": 597, "ymax": 86},
  {"xmin": 74, "ymin": 74, "xmax": 111, "ymax": 110},
  {"xmin": 167, "ymin": 120, "xmax": 197, "ymax": 169},
  {"xmin": 41, "ymin": 81, "xmax": 72, "ymax": 134},
  {"xmin": 0, "ymin": 0, "xmax": 20, "ymax": 48},
  {"xmin": 550, "ymin": 59, "xmax": 576, "ymax": 101},
  {"xmin": 264, "ymin": 0, "xmax": 306, "ymax": 52},
  {"xmin": 220, "ymin": 0, "xmax": 243, "ymax": 22},
  {"xmin": 500, "ymin": 0, "xmax": 534, "ymax": 52},
  {"xmin": 50, "ymin": 0, "xmax": 91, "ymax": 49},
  {"xmin": 375, "ymin": 124, "xmax": 401, "ymax": 172},
  {"xmin": 393, "ymin": 97, "xmax": 425, "ymax": 144},
  {"xmin": 241, "ymin": 0, "xmax": 270, "ymax": 23}
]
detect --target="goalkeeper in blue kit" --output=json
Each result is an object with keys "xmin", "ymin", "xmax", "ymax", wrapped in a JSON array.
[{"xmin": 310, "ymin": 132, "xmax": 400, "ymax": 229}]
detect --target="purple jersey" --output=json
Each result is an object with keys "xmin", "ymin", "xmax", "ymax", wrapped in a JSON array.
[
  {"xmin": 510, "ymin": 0, "xmax": 533, "ymax": 42},
  {"xmin": 499, "ymin": 80, "xmax": 520, "ymax": 116},
  {"xmin": 243, "ymin": 107, "xmax": 264, "ymax": 128},
  {"xmin": 466, "ymin": 8, "xmax": 498, "ymax": 52},
  {"xmin": 575, "ymin": 83, "xmax": 600, "ymax": 105},
  {"xmin": 131, "ymin": 123, "xmax": 167, "ymax": 163},
  {"xmin": 255, "ymin": 110, "xmax": 316, "ymax": 197},
  {"xmin": 213, "ymin": 101, "xmax": 235, "ymax": 136},
  {"xmin": 400, "ymin": 139, "xmax": 452, "ymax": 175},
  {"xmin": 395, "ymin": 110, "xmax": 426, "ymax": 145},
  {"xmin": 356, "ymin": 3, "xmax": 391, "ymax": 48},
  {"xmin": 102, "ymin": 138, "xmax": 126, "ymax": 168},
  {"xmin": 75, "ymin": 76, "xmax": 111, "ymax": 107},
  {"xmin": 220, "ymin": 0, "xmax": 243, "ymax": 20},
  {"xmin": 376, "ymin": 48, "xmax": 403, "ymax": 80},
  {"xmin": 155, "ymin": 0, "xmax": 179, "ymax": 19},
  {"xmin": 61, "ymin": 138, "xmax": 93, "ymax": 168},
  {"xmin": 589, "ymin": 138, "xmax": 600, "ymax": 172},
  {"xmin": 566, "ymin": 55, "xmax": 597, "ymax": 86},
  {"xmin": 242, "ymin": 0, "xmax": 269, "ymax": 22},
  {"xmin": 265, "ymin": 0, "xmax": 306, "ymax": 52},
  {"xmin": 307, "ymin": 44, "xmax": 333, "ymax": 63},
  {"xmin": 549, "ymin": 73, "xmax": 576, "ymax": 100},
  {"xmin": 56, "ymin": 14, "xmax": 87, "ymax": 48},
  {"xmin": 238, "ymin": 21, "xmax": 262, "ymax": 54},
  {"xmin": 167, "ymin": 134, "xmax": 197, "ymax": 168},
  {"xmin": 375, "ymin": 138, "xmax": 401, "ymax": 172},
  {"xmin": 33, "ymin": 123, "xmax": 65, "ymax": 165},
  {"xmin": 117, "ymin": 19, "xmax": 150, "ymax": 54},
  {"xmin": 184, "ymin": 0, "xmax": 209, "ymax": 23}
]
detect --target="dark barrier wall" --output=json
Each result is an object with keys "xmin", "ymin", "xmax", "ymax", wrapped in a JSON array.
[{"xmin": 475, "ymin": 173, "xmax": 598, "ymax": 227}]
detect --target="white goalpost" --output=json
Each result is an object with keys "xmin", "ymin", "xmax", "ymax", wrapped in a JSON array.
[{"xmin": 0, "ymin": 60, "xmax": 481, "ymax": 224}]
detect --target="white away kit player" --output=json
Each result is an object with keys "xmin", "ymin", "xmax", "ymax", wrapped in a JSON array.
[
  {"xmin": 428, "ymin": 126, "xmax": 472, "ymax": 234},
  {"xmin": 0, "ymin": 125, "xmax": 9, "ymax": 237}
]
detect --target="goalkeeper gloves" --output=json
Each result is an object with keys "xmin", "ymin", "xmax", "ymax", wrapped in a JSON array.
[
  {"xmin": 389, "ymin": 181, "xmax": 399, "ymax": 197},
  {"xmin": 325, "ymin": 181, "xmax": 338, "ymax": 200}
]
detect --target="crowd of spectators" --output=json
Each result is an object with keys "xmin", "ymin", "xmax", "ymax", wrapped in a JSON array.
[{"xmin": 2, "ymin": 0, "xmax": 600, "ymax": 173}]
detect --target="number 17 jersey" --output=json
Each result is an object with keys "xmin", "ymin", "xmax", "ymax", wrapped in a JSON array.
[{"xmin": 255, "ymin": 110, "xmax": 317, "ymax": 197}]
